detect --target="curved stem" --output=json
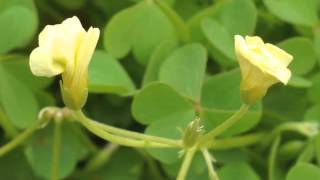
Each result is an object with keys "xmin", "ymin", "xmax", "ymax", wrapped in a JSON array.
[
  {"xmin": 0, "ymin": 107, "xmax": 18, "ymax": 138},
  {"xmin": 208, "ymin": 132, "xmax": 266, "ymax": 150},
  {"xmin": 0, "ymin": 118, "xmax": 47, "ymax": 157},
  {"xmin": 74, "ymin": 111, "xmax": 178, "ymax": 148},
  {"xmin": 268, "ymin": 135, "xmax": 281, "ymax": 180},
  {"xmin": 154, "ymin": 0, "xmax": 190, "ymax": 42},
  {"xmin": 136, "ymin": 149, "xmax": 166, "ymax": 180},
  {"xmin": 200, "ymin": 104, "xmax": 249, "ymax": 145},
  {"xmin": 261, "ymin": 122, "xmax": 318, "ymax": 148},
  {"xmin": 202, "ymin": 149, "xmax": 220, "ymax": 180},
  {"xmin": 186, "ymin": 0, "xmax": 228, "ymax": 29},
  {"xmin": 51, "ymin": 120, "xmax": 62, "ymax": 180},
  {"xmin": 177, "ymin": 147, "xmax": 197, "ymax": 180},
  {"xmin": 91, "ymin": 119, "xmax": 181, "ymax": 147},
  {"xmin": 84, "ymin": 143, "xmax": 119, "ymax": 172}
]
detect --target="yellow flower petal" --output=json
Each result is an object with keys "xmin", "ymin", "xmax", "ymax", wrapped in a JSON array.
[
  {"xmin": 36, "ymin": 16, "xmax": 86, "ymax": 76},
  {"xmin": 29, "ymin": 47, "xmax": 66, "ymax": 77},
  {"xmin": 75, "ymin": 27, "xmax": 100, "ymax": 77},
  {"xmin": 234, "ymin": 35, "xmax": 293, "ymax": 105},
  {"xmin": 245, "ymin": 36, "xmax": 264, "ymax": 47},
  {"xmin": 264, "ymin": 43, "xmax": 293, "ymax": 66},
  {"xmin": 29, "ymin": 16, "xmax": 100, "ymax": 110}
]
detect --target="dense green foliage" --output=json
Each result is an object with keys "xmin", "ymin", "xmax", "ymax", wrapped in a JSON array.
[{"xmin": 0, "ymin": 0, "xmax": 320, "ymax": 179}]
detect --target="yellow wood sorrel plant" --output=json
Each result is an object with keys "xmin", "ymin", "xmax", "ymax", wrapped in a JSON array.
[{"xmin": 0, "ymin": 0, "xmax": 320, "ymax": 180}]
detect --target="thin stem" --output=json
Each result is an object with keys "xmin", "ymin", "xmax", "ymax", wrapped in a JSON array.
[
  {"xmin": 0, "ymin": 107, "xmax": 18, "ymax": 138},
  {"xmin": 261, "ymin": 122, "xmax": 318, "ymax": 149},
  {"xmin": 208, "ymin": 132, "xmax": 266, "ymax": 150},
  {"xmin": 186, "ymin": 0, "xmax": 228, "ymax": 29},
  {"xmin": 154, "ymin": 0, "xmax": 190, "ymax": 42},
  {"xmin": 202, "ymin": 149, "xmax": 220, "ymax": 180},
  {"xmin": 84, "ymin": 143, "xmax": 119, "ymax": 172},
  {"xmin": 91, "ymin": 119, "xmax": 181, "ymax": 147},
  {"xmin": 0, "ymin": 118, "xmax": 47, "ymax": 156},
  {"xmin": 75, "ymin": 111, "xmax": 178, "ymax": 148},
  {"xmin": 177, "ymin": 147, "xmax": 197, "ymax": 180},
  {"xmin": 136, "ymin": 149, "xmax": 166, "ymax": 180},
  {"xmin": 200, "ymin": 104, "xmax": 249, "ymax": 145},
  {"xmin": 268, "ymin": 135, "xmax": 281, "ymax": 180},
  {"xmin": 70, "ymin": 124, "xmax": 98, "ymax": 153},
  {"xmin": 51, "ymin": 120, "xmax": 62, "ymax": 180}
]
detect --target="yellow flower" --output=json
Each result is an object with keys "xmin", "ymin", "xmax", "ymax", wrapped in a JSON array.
[
  {"xmin": 30, "ymin": 16, "xmax": 100, "ymax": 110},
  {"xmin": 234, "ymin": 35, "xmax": 293, "ymax": 105}
]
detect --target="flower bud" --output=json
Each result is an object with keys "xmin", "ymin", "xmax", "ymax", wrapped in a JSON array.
[
  {"xmin": 234, "ymin": 35, "xmax": 293, "ymax": 105},
  {"xmin": 29, "ymin": 16, "xmax": 100, "ymax": 110},
  {"xmin": 182, "ymin": 116, "xmax": 203, "ymax": 148}
]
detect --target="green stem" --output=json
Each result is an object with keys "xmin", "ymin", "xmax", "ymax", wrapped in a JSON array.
[
  {"xmin": 200, "ymin": 104, "xmax": 249, "ymax": 145},
  {"xmin": 91, "ymin": 119, "xmax": 181, "ymax": 147},
  {"xmin": 84, "ymin": 143, "xmax": 119, "ymax": 172},
  {"xmin": 75, "ymin": 111, "xmax": 178, "ymax": 148},
  {"xmin": 202, "ymin": 149, "xmax": 220, "ymax": 180},
  {"xmin": 70, "ymin": 124, "xmax": 98, "ymax": 153},
  {"xmin": 177, "ymin": 147, "xmax": 197, "ymax": 180},
  {"xmin": 0, "ymin": 118, "xmax": 47, "ymax": 157},
  {"xmin": 186, "ymin": 0, "xmax": 229, "ymax": 29},
  {"xmin": 136, "ymin": 149, "xmax": 166, "ymax": 180},
  {"xmin": 208, "ymin": 132, "xmax": 266, "ymax": 150},
  {"xmin": 261, "ymin": 122, "xmax": 318, "ymax": 148},
  {"xmin": 296, "ymin": 138, "xmax": 315, "ymax": 163},
  {"xmin": 268, "ymin": 135, "xmax": 281, "ymax": 180},
  {"xmin": 154, "ymin": 0, "xmax": 190, "ymax": 42},
  {"xmin": 0, "ymin": 107, "xmax": 18, "ymax": 138},
  {"xmin": 316, "ymin": 134, "xmax": 320, "ymax": 166},
  {"xmin": 51, "ymin": 120, "xmax": 62, "ymax": 180}
]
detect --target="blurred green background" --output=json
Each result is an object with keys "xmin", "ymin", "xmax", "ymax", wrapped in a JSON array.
[{"xmin": 1, "ymin": 0, "xmax": 320, "ymax": 179}]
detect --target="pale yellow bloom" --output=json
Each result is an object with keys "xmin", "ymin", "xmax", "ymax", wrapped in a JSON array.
[
  {"xmin": 234, "ymin": 35, "xmax": 293, "ymax": 105},
  {"xmin": 30, "ymin": 16, "xmax": 100, "ymax": 110}
]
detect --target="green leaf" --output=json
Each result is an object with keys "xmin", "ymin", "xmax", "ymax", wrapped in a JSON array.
[
  {"xmin": 0, "ymin": 149, "xmax": 40, "ymax": 180},
  {"xmin": 0, "ymin": 55, "xmax": 53, "ymax": 91},
  {"xmin": 159, "ymin": 43, "xmax": 207, "ymax": 101},
  {"xmin": 132, "ymin": 82, "xmax": 194, "ymax": 125},
  {"xmin": 103, "ymin": 1, "xmax": 177, "ymax": 64},
  {"xmin": 83, "ymin": 148, "xmax": 143, "ymax": 180},
  {"xmin": 187, "ymin": 0, "xmax": 256, "ymax": 42},
  {"xmin": 278, "ymin": 37, "xmax": 316, "ymax": 75},
  {"xmin": 88, "ymin": 50, "xmax": 135, "ymax": 95},
  {"xmin": 0, "ymin": 65, "xmax": 39, "ymax": 129},
  {"xmin": 288, "ymin": 75, "xmax": 312, "ymax": 88},
  {"xmin": 142, "ymin": 40, "xmax": 178, "ymax": 86},
  {"xmin": 307, "ymin": 73, "xmax": 320, "ymax": 104},
  {"xmin": 215, "ymin": 0, "xmax": 257, "ymax": 36},
  {"xmin": 201, "ymin": 0, "xmax": 256, "ymax": 66},
  {"xmin": 286, "ymin": 163, "xmax": 320, "ymax": 180},
  {"xmin": 264, "ymin": 0, "xmax": 318, "ymax": 27},
  {"xmin": 218, "ymin": 162, "xmax": 260, "ymax": 180},
  {"xmin": 202, "ymin": 18, "xmax": 236, "ymax": 66},
  {"xmin": 214, "ymin": 149, "xmax": 250, "ymax": 164},
  {"xmin": 304, "ymin": 105, "xmax": 320, "ymax": 122},
  {"xmin": 145, "ymin": 112, "xmax": 193, "ymax": 163},
  {"xmin": 0, "ymin": 0, "xmax": 38, "ymax": 54},
  {"xmin": 296, "ymin": 140, "xmax": 315, "ymax": 163},
  {"xmin": 173, "ymin": 0, "xmax": 212, "ymax": 20},
  {"xmin": 264, "ymin": 86, "xmax": 308, "ymax": 122},
  {"xmin": 201, "ymin": 69, "xmax": 262, "ymax": 136},
  {"xmin": 25, "ymin": 122, "xmax": 88, "ymax": 179}
]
